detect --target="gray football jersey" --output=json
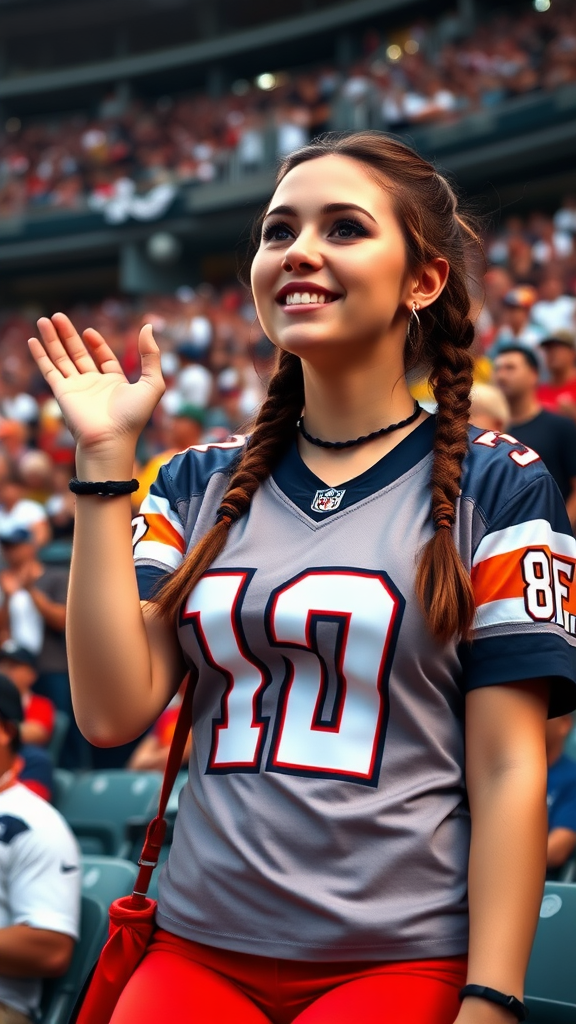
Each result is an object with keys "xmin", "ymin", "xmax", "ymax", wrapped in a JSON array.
[{"xmin": 134, "ymin": 417, "xmax": 576, "ymax": 961}]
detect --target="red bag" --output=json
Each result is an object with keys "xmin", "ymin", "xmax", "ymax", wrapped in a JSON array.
[{"xmin": 71, "ymin": 675, "xmax": 193, "ymax": 1024}]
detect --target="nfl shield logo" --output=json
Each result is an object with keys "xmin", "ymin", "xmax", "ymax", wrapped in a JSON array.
[{"xmin": 311, "ymin": 487, "xmax": 346, "ymax": 513}]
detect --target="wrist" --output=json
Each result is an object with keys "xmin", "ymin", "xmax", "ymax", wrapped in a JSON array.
[
  {"xmin": 456, "ymin": 996, "xmax": 519, "ymax": 1023},
  {"xmin": 75, "ymin": 445, "xmax": 136, "ymax": 482}
]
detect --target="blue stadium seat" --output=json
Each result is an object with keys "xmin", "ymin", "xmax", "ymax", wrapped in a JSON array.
[
  {"xmin": 525, "ymin": 882, "xmax": 576, "ymax": 1024},
  {"xmin": 47, "ymin": 711, "xmax": 70, "ymax": 765},
  {"xmin": 56, "ymin": 770, "xmax": 162, "ymax": 857},
  {"xmin": 39, "ymin": 894, "xmax": 108, "ymax": 1024},
  {"xmin": 81, "ymin": 855, "xmax": 139, "ymax": 909},
  {"xmin": 51, "ymin": 768, "xmax": 75, "ymax": 812}
]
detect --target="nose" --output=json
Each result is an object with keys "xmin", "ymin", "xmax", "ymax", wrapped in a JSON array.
[{"xmin": 281, "ymin": 229, "xmax": 324, "ymax": 273}]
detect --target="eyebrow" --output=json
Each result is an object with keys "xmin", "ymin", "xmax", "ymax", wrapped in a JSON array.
[{"xmin": 264, "ymin": 202, "xmax": 377, "ymax": 224}]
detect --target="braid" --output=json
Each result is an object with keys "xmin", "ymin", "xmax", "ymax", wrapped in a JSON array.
[
  {"xmin": 414, "ymin": 281, "xmax": 476, "ymax": 642},
  {"xmin": 155, "ymin": 351, "xmax": 304, "ymax": 620}
]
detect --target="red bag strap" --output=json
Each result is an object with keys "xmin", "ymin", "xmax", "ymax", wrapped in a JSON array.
[{"xmin": 131, "ymin": 672, "xmax": 194, "ymax": 904}]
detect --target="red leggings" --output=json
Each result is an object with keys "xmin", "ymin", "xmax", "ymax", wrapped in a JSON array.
[{"xmin": 109, "ymin": 928, "xmax": 468, "ymax": 1024}]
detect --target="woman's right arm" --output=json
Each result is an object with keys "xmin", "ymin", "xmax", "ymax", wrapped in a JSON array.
[{"xmin": 29, "ymin": 313, "xmax": 187, "ymax": 746}]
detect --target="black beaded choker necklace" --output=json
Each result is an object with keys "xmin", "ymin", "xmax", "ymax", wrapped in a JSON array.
[{"xmin": 297, "ymin": 400, "xmax": 421, "ymax": 450}]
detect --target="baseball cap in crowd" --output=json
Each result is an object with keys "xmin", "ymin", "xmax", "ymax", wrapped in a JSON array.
[
  {"xmin": 0, "ymin": 526, "xmax": 33, "ymax": 546},
  {"xmin": 540, "ymin": 329, "xmax": 576, "ymax": 349},
  {"xmin": 173, "ymin": 404, "xmax": 206, "ymax": 427},
  {"xmin": 502, "ymin": 286, "xmax": 538, "ymax": 309},
  {"xmin": 0, "ymin": 674, "xmax": 23, "ymax": 725},
  {"xmin": 0, "ymin": 639, "xmax": 37, "ymax": 671}
]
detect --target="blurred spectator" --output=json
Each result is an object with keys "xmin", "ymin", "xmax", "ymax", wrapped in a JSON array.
[
  {"xmin": 0, "ymin": 460, "xmax": 49, "ymax": 551},
  {"xmin": 468, "ymin": 383, "xmax": 511, "ymax": 433},
  {"xmin": 0, "ymin": 675, "xmax": 79, "ymax": 1020},
  {"xmin": 531, "ymin": 275, "xmax": 576, "ymax": 335},
  {"xmin": 489, "ymin": 285, "xmax": 545, "ymax": 359},
  {"xmin": 493, "ymin": 345, "xmax": 576, "ymax": 528},
  {"xmin": 0, "ymin": 641, "xmax": 54, "ymax": 749},
  {"xmin": 537, "ymin": 330, "xmax": 576, "ymax": 420},
  {"xmin": 137, "ymin": 405, "xmax": 206, "ymax": 501},
  {"xmin": 546, "ymin": 713, "xmax": 576, "ymax": 878},
  {"xmin": 0, "ymin": 529, "xmax": 46, "ymax": 655}
]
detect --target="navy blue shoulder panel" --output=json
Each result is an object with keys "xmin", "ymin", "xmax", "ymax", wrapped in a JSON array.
[
  {"xmin": 461, "ymin": 425, "xmax": 566, "ymax": 531},
  {"xmin": 0, "ymin": 814, "xmax": 30, "ymax": 844},
  {"xmin": 151, "ymin": 438, "xmax": 247, "ymax": 503}
]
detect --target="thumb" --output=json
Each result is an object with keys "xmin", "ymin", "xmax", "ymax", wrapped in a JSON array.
[{"xmin": 138, "ymin": 324, "xmax": 165, "ymax": 393}]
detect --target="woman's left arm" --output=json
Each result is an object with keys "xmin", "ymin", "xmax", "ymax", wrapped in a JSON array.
[{"xmin": 454, "ymin": 679, "xmax": 549, "ymax": 1024}]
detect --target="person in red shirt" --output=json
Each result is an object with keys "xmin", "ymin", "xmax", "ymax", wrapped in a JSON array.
[
  {"xmin": 537, "ymin": 329, "xmax": 576, "ymax": 421},
  {"xmin": 0, "ymin": 641, "xmax": 54, "ymax": 747}
]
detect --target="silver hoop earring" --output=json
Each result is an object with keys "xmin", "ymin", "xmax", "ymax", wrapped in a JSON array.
[{"xmin": 406, "ymin": 302, "xmax": 421, "ymax": 349}]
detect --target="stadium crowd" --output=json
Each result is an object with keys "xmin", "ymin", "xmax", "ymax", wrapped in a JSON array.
[{"xmin": 1, "ymin": 2, "xmax": 576, "ymax": 218}]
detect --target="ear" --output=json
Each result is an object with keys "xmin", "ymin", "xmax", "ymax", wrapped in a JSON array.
[
  {"xmin": 407, "ymin": 258, "xmax": 450, "ymax": 312},
  {"xmin": 0, "ymin": 720, "xmax": 14, "ymax": 748}
]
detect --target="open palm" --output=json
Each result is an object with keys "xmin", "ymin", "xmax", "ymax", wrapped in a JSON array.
[{"xmin": 28, "ymin": 313, "xmax": 165, "ymax": 453}]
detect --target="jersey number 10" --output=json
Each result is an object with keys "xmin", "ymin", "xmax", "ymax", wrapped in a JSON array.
[{"xmin": 181, "ymin": 569, "xmax": 404, "ymax": 786}]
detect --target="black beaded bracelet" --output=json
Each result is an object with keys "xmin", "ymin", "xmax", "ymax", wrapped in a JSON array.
[
  {"xmin": 459, "ymin": 985, "xmax": 528, "ymax": 1021},
  {"xmin": 69, "ymin": 478, "xmax": 140, "ymax": 497}
]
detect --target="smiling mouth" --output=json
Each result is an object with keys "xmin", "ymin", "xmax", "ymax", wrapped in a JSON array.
[{"xmin": 278, "ymin": 291, "xmax": 340, "ymax": 306}]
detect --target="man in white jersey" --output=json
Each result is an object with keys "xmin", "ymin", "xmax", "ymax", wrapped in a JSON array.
[{"xmin": 0, "ymin": 675, "xmax": 80, "ymax": 1023}]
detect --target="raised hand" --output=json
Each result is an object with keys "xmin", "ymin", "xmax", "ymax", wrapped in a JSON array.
[{"xmin": 28, "ymin": 313, "xmax": 165, "ymax": 459}]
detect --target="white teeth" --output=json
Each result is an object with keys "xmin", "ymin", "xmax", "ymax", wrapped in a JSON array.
[{"xmin": 284, "ymin": 291, "xmax": 334, "ymax": 305}]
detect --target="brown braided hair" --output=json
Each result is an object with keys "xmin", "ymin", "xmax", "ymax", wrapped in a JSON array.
[{"xmin": 156, "ymin": 132, "xmax": 479, "ymax": 640}]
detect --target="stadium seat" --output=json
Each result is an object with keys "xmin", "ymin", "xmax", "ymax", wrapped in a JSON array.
[
  {"xmin": 47, "ymin": 710, "xmax": 70, "ymax": 765},
  {"xmin": 56, "ymin": 770, "xmax": 163, "ymax": 857},
  {"xmin": 39, "ymin": 894, "xmax": 108, "ymax": 1024},
  {"xmin": 51, "ymin": 768, "xmax": 75, "ymax": 812},
  {"xmin": 524, "ymin": 882, "xmax": 576, "ymax": 1024},
  {"xmin": 81, "ymin": 855, "xmax": 139, "ymax": 910}
]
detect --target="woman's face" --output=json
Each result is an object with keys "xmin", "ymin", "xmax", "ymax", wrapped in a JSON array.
[{"xmin": 250, "ymin": 154, "xmax": 414, "ymax": 365}]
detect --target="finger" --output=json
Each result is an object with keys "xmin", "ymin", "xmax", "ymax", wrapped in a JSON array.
[
  {"xmin": 28, "ymin": 336, "xmax": 66, "ymax": 389},
  {"xmin": 51, "ymin": 312, "xmax": 99, "ymax": 373},
  {"xmin": 138, "ymin": 325, "xmax": 165, "ymax": 395},
  {"xmin": 82, "ymin": 328, "xmax": 125, "ymax": 375},
  {"xmin": 36, "ymin": 316, "xmax": 79, "ymax": 377}
]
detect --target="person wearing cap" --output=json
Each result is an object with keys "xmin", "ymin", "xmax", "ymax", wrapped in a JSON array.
[
  {"xmin": 488, "ymin": 285, "xmax": 546, "ymax": 362},
  {"xmin": 494, "ymin": 345, "xmax": 576, "ymax": 529},
  {"xmin": 537, "ymin": 329, "xmax": 576, "ymax": 421},
  {"xmin": 0, "ymin": 642, "xmax": 54, "ymax": 749},
  {"xmin": 136, "ymin": 405, "xmax": 206, "ymax": 506},
  {"xmin": 0, "ymin": 675, "xmax": 80, "ymax": 1023}
]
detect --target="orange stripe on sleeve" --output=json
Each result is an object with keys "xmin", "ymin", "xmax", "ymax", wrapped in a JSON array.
[
  {"xmin": 472, "ymin": 545, "xmax": 576, "ymax": 614},
  {"xmin": 143, "ymin": 513, "xmax": 186, "ymax": 554}
]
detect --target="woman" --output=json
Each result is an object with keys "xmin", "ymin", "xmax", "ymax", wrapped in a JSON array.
[{"xmin": 29, "ymin": 133, "xmax": 576, "ymax": 1024}]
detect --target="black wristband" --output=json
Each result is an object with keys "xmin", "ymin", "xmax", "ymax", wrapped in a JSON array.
[
  {"xmin": 459, "ymin": 985, "xmax": 528, "ymax": 1021},
  {"xmin": 69, "ymin": 478, "xmax": 140, "ymax": 497}
]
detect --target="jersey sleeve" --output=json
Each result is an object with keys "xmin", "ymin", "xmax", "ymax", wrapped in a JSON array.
[
  {"xmin": 462, "ymin": 471, "xmax": 576, "ymax": 716},
  {"xmin": 132, "ymin": 461, "xmax": 187, "ymax": 600},
  {"xmin": 132, "ymin": 438, "xmax": 247, "ymax": 601}
]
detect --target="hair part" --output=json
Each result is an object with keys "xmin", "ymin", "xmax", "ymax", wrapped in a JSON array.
[{"xmin": 156, "ymin": 131, "xmax": 480, "ymax": 641}]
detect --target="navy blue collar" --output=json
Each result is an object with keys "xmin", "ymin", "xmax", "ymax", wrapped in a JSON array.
[{"xmin": 272, "ymin": 415, "xmax": 436, "ymax": 521}]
